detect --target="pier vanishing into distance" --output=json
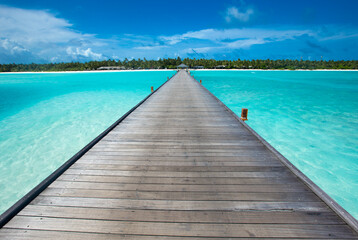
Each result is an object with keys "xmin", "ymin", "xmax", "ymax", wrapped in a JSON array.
[{"xmin": 0, "ymin": 70, "xmax": 357, "ymax": 239}]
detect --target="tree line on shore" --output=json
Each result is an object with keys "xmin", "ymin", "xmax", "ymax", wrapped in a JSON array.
[{"xmin": 0, "ymin": 58, "xmax": 357, "ymax": 72}]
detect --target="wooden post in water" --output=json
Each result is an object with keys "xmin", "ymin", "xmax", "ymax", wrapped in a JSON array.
[
  {"xmin": 151, "ymin": 86, "xmax": 154, "ymax": 92},
  {"xmin": 241, "ymin": 108, "xmax": 248, "ymax": 121}
]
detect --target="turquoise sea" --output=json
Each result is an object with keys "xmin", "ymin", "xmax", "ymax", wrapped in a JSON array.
[
  {"xmin": 193, "ymin": 70, "xmax": 358, "ymax": 219},
  {"xmin": 0, "ymin": 71, "xmax": 172, "ymax": 214},
  {"xmin": 0, "ymin": 70, "xmax": 357, "ymax": 220}
]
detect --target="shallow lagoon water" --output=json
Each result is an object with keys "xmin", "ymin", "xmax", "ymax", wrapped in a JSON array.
[
  {"xmin": 0, "ymin": 70, "xmax": 357, "ymax": 220},
  {"xmin": 0, "ymin": 71, "xmax": 172, "ymax": 214},
  {"xmin": 193, "ymin": 70, "xmax": 358, "ymax": 219}
]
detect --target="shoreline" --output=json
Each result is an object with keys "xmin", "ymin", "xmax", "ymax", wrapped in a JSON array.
[
  {"xmin": 0, "ymin": 69, "xmax": 357, "ymax": 74},
  {"xmin": 191, "ymin": 69, "xmax": 358, "ymax": 71},
  {"xmin": 0, "ymin": 69, "xmax": 174, "ymax": 74}
]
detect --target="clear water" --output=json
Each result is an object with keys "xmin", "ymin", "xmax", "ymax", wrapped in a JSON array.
[
  {"xmin": 0, "ymin": 71, "xmax": 173, "ymax": 214},
  {"xmin": 1, "ymin": 70, "xmax": 357, "ymax": 220},
  {"xmin": 193, "ymin": 70, "xmax": 358, "ymax": 219}
]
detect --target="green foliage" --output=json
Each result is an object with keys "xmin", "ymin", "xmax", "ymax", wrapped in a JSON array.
[{"xmin": 0, "ymin": 58, "xmax": 357, "ymax": 72}]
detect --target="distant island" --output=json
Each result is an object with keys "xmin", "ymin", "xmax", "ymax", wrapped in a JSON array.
[{"xmin": 1, "ymin": 58, "xmax": 357, "ymax": 72}]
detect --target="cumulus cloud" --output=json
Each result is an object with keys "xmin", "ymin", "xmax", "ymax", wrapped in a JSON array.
[
  {"xmin": 0, "ymin": 6, "xmax": 90, "ymax": 44},
  {"xmin": 0, "ymin": 38, "xmax": 28, "ymax": 54},
  {"xmin": 0, "ymin": 5, "xmax": 106, "ymax": 63},
  {"xmin": 66, "ymin": 47, "xmax": 103, "ymax": 60},
  {"xmin": 0, "ymin": 38, "xmax": 43, "ymax": 63},
  {"xmin": 225, "ymin": 6, "xmax": 254, "ymax": 23}
]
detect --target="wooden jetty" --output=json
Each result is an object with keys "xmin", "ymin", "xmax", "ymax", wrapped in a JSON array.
[{"xmin": 1, "ymin": 70, "xmax": 357, "ymax": 239}]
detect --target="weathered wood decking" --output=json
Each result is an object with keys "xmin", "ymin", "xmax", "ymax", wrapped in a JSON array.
[{"xmin": 1, "ymin": 70, "xmax": 357, "ymax": 239}]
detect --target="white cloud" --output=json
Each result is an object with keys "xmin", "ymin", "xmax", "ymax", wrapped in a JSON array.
[
  {"xmin": 225, "ymin": 6, "xmax": 254, "ymax": 23},
  {"xmin": 66, "ymin": 47, "xmax": 103, "ymax": 60},
  {"xmin": 0, "ymin": 38, "xmax": 43, "ymax": 63},
  {"xmin": 0, "ymin": 6, "xmax": 92, "ymax": 45},
  {"xmin": 0, "ymin": 38, "xmax": 28, "ymax": 54},
  {"xmin": 153, "ymin": 27, "xmax": 320, "ymax": 59},
  {"xmin": 225, "ymin": 38, "xmax": 266, "ymax": 49},
  {"xmin": 134, "ymin": 45, "xmax": 168, "ymax": 50},
  {"xmin": 0, "ymin": 5, "xmax": 106, "ymax": 63},
  {"xmin": 320, "ymin": 32, "xmax": 358, "ymax": 41},
  {"xmin": 159, "ymin": 28, "xmax": 313, "ymax": 47},
  {"xmin": 185, "ymin": 38, "xmax": 267, "ymax": 55}
]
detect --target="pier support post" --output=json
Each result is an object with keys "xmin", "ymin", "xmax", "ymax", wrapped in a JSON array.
[{"xmin": 241, "ymin": 108, "xmax": 248, "ymax": 121}]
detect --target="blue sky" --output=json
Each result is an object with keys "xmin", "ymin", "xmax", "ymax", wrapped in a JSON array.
[{"xmin": 0, "ymin": 0, "xmax": 357, "ymax": 63}]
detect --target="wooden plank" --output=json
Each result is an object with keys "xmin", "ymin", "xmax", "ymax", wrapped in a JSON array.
[
  {"xmin": 83, "ymin": 152, "xmax": 272, "ymax": 157},
  {"xmin": 69, "ymin": 164, "xmax": 287, "ymax": 172},
  {"xmin": 94, "ymin": 134, "xmax": 265, "ymax": 140},
  {"xmin": 79, "ymin": 155, "xmax": 278, "ymax": 162},
  {"xmin": 92, "ymin": 145, "xmax": 265, "ymax": 150},
  {"xmin": 41, "ymin": 187, "xmax": 320, "ymax": 201},
  {"xmin": 58, "ymin": 175, "xmax": 299, "ymax": 185},
  {"xmin": 30, "ymin": 196, "xmax": 328, "ymax": 212},
  {"xmin": 86, "ymin": 148, "xmax": 269, "ymax": 154},
  {"xmin": 90, "ymin": 145, "xmax": 266, "ymax": 150},
  {"xmin": 3, "ymin": 229, "xmax": 343, "ymax": 240},
  {"xmin": 18, "ymin": 205, "xmax": 343, "ymax": 224},
  {"xmin": 49, "ymin": 181, "xmax": 309, "ymax": 193},
  {"xmin": 74, "ymin": 159, "xmax": 283, "ymax": 167},
  {"xmin": 95, "ymin": 139, "xmax": 262, "ymax": 144},
  {"xmin": 93, "ymin": 143, "xmax": 265, "ymax": 148},
  {"xmin": 63, "ymin": 169, "xmax": 294, "ymax": 178},
  {"xmin": 4, "ymin": 216, "xmax": 356, "ymax": 238}
]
